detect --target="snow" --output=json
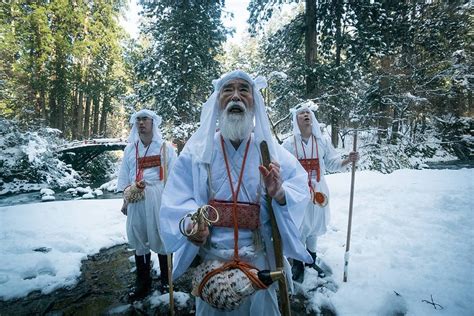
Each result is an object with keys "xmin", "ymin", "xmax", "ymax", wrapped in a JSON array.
[
  {"xmin": 100, "ymin": 179, "xmax": 118, "ymax": 192},
  {"xmin": 149, "ymin": 290, "xmax": 191, "ymax": 309},
  {"xmin": 0, "ymin": 168, "xmax": 473, "ymax": 315},
  {"xmin": 40, "ymin": 188, "xmax": 55, "ymax": 196},
  {"xmin": 0, "ymin": 199, "xmax": 126, "ymax": 300},
  {"xmin": 313, "ymin": 168, "xmax": 474, "ymax": 315},
  {"xmin": 41, "ymin": 195, "xmax": 55, "ymax": 202}
]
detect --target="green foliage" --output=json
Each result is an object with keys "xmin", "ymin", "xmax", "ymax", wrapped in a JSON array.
[
  {"xmin": 0, "ymin": 0, "xmax": 130, "ymax": 139},
  {"xmin": 135, "ymin": 0, "xmax": 228, "ymax": 145},
  {"xmin": 248, "ymin": 0, "xmax": 472, "ymax": 161}
]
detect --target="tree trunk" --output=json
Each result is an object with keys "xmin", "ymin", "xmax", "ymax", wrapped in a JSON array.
[
  {"xmin": 331, "ymin": 0, "xmax": 343, "ymax": 148},
  {"xmin": 378, "ymin": 56, "xmax": 391, "ymax": 143},
  {"xmin": 77, "ymin": 88, "xmax": 84, "ymax": 139},
  {"xmin": 72, "ymin": 88, "xmax": 78, "ymax": 139},
  {"xmin": 305, "ymin": 0, "xmax": 317, "ymax": 97},
  {"xmin": 83, "ymin": 93, "xmax": 91, "ymax": 138},
  {"xmin": 92, "ymin": 93, "xmax": 100, "ymax": 137},
  {"xmin": 49, "ymin": 93, "xmax": 57, "ymax": 128},
  {"xmin": 39, "ymin": 89, "xmax": 47, "ymax": 121},
  {"xmin": 391, "ymin": 107, "xmax": 400, "ymax": 144},
  {"xmin": 99, "ymin": 93, "xmax": 110, "ymax": 136}
]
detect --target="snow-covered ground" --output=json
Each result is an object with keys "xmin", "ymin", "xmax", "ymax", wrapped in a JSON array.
[{"xmin": 0, "ymin": 169, "xmax": 473, "ymax": 315}]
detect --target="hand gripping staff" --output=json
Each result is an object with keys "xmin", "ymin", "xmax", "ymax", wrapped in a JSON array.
[
  {"xmin": 161, "ymin": 143, "xmax": 175, "ymax": 316},
  {"xmin": 260, "ymin": 140, "xmax": 291, "ymax": 316},
  {"xmin": 343, "ymin": 131, "xmax": 358, "ymax": 282}
]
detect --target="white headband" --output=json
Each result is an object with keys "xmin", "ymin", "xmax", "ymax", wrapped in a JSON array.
[
  {"xmin": 128, "ymin": 109, "xmax": 163, "ymax": 145},
  {"xmin": 182, "ymin": 70, "xmax": 278, "ymax": 163}
]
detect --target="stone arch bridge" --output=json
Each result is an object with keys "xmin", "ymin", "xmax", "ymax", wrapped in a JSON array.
[{"xmin": 57, "ymin": 138, "xmax": 127, "ymax": 170}]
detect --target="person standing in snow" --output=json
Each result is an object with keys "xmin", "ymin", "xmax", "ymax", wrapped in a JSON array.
[
  {"xmin": 283, "ymin": 103, "xmax": 359, "ymax": 283},
  {"xmin": 159, "ymin": 70, "xmax": 312, "ymax": 315},
  {"xmin": 117, "ymin": 109, "xmax": 177, "ymax": 301}
]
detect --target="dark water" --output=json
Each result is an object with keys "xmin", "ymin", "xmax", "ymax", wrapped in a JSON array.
[
  {"xmin": 1, "ymin": 160, "xmax": 472, "ymax": 208},
  {"xmin": 0, "ymin": 188, "xmax": 121, "ymax": 207},
  {"xmin": 425, "ymin": 159, "xmax": 474, "ymax": 170},
  {"xmin": 0, "ymin": 244, "xmax": 331, "ymax": 316}
]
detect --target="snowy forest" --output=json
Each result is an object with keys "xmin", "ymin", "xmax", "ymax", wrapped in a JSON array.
[
  {"xmin": 0, "ymin": 0, "xmax": 472, "ymax": 193},
  {"xmin": 0, "ymin": 1, "xmax": 473, "ymax": 315}
]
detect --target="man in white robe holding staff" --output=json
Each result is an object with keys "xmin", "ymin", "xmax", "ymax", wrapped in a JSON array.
[
  {"xmin": 159, "ymin": 70, "xmax": 312, "ymax": 315},
  {"xmin": 116, "ymin": 109, "xmax": 177, "ymax": 301},
  {"xmin": 283, "ymin": 102, "xmax": 359, "ymax": 283}
]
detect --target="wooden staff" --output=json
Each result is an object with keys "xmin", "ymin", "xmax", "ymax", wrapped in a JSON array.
[
  {"xmin": 162, "ymin": 143, "xmax": 174, "ymax": 315},
  {"xmin": 343, "ymin": 131, "xmax": 358, "ymax": 282},
  {"xmin": 167, "ymin": 254, "xmax": 174, "ymax": 315},
  {"xmin": 260, "ymin": 141, "xmax": 291, "ymax": 316}
]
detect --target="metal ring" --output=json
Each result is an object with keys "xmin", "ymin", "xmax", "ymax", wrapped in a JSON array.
[
  {"xmin": 179, "ymin": 213, "xmax": 198, "ymax": 237},
  {"xmin": 201, "ymin": 204, "xmax": 219, "ymax": 224}
]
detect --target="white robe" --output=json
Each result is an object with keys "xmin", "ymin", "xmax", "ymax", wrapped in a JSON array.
[
  {"xmin": 117, "ymin": 140, "xmax": 177, "ymax": 255},
  {"xmin": 283, "ymin": 135, "xmax": 345, "ymax": 247},
  {"xmin": 160, "ymin": 132, "xmax": 311, "ymax": 315}
]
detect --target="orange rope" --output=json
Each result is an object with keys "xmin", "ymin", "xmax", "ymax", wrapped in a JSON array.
[{"xmin": 197, "ymin": 136, "xmax": 268, "ymax": 299}]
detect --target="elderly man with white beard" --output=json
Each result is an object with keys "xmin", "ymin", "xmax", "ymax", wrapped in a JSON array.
[{"xmin": 159, "ymin": 70, "xmax": 312, "ymax": 315}]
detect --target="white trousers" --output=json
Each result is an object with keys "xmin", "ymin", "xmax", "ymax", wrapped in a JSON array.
[{"xmin": 126, "ymin": 183, "xmax": 165, "ymax": 255}]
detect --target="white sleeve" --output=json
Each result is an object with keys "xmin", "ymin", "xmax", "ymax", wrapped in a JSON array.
[
  {"xmin": 271, "ymin": 144, "xmax": 312, "ymax": 263},
  {"xmin": 165, "ymin": 142, "xmax": 177, "ymax": 175},
  {"xmin": 116, "ymin": 145, "xmax": 132, "ymax": 192},
  {"xmin": 322, "ymin": 137, "xmax": 345, "ymax": 172},
  {"xmin": 282, "ymin": 137, "xmax": 296, "ymax": 157}
]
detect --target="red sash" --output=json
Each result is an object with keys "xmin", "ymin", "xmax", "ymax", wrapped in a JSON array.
[
  {"xmin": 295, "ymin": 135, "xmax": 321, "ymax": 182},
  {"xmin": 138, "ymin": 155, "xmax": 161, "ymax": 169},
  {"xmin": 298, "ymin": 158, "xmax": 321, "ymax": 182},
  {"xmin": 135, "ymin": 142, "xmax": 164, "ymax": 181},
  {"xmin": 209, "ymin": 199, "xmax": 260, "ymax": 230}
]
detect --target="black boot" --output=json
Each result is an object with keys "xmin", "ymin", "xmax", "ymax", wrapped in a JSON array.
[
  {"xmin": 306, "ymin": 249, "xmax": 329, "ymax": 277},
  {"xmin": 291, "ymin": 259, "xmax": 305, "ymax": 283},
  {"xmin": 157, "ymin": 254, "xmax": 169, "ymax": 293},
  {"xmin": 128, "ymin": 253, "xmax": 152, "ymax": 302}
]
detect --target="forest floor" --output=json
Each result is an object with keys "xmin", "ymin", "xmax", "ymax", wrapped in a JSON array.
[{"xmin": 0, "ymin": 244, "xmax": 335, "ymax": 315}]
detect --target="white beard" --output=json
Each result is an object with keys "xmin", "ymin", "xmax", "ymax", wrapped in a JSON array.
[{"xmin": 218, "ymin": 101, "xmax": 255, "ymax": 142}]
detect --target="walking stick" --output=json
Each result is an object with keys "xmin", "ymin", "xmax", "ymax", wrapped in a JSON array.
[
  {"xmin": 260, "ymin": 141, "xmax": 291, "ymax": 316},
  {"xmin": 167, "ymin": 254, "xmax": 174, "ymax": 315},
  {"xmin": 162, "ymin": 143, "xmax": 174, "ymax": 315},
  {"xmin": 343, "ymin": 131, "xmax": 358, "ymax": 282}
]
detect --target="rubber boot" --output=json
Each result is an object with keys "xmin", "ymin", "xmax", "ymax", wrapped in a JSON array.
[
  {"xmin": 128, "ymin": 253, "xmax": 152, "ymax": 302},
  {"xmin": 306, "ymin": 249, "xmax": 328, "ymax": 277},
  {"xmin": 291, "ymin": 259, "xmax": 305, "ymax": 283},
  {"xmin": 157, "ymin": 254, "xmax": 169, "ymax": 293}
]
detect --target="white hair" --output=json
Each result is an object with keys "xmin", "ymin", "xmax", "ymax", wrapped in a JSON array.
[
  {"xmin": 181, "ymin": 69, "xmax": 278, "ymax": 164},
  {"xmin": 218, "ymin": 101, "xmax": 255, "ymax": 142}
]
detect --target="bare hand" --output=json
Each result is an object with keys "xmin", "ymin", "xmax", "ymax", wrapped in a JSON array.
[
  {"xmin": 187, "ymin": 220, "xmax": 209, "ymax": 246},
  {"xmin": 342, "ymin": 151, "xmax": 360, "ymax": 166},
  {"xmin": 259, "ymin": 161, "xmax": 286, "ymax": 205}
]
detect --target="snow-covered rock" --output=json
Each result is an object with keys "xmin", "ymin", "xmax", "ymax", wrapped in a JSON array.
[
  {"xmin": 99, "ymin": 179, "xmax": 117, "ymax": 192},
  {"xmin": 65, "ymin": 188, "xmax": 78, "ymax": 196},
  {"xmin": 40, "ymin": 188, "xmax": 55, "ymax": 196},
  {"xmin": 82, "ymin": 193, "xmax": 95, "ymax": 199},
  {"xmin": 76, "ymin": 186, "xmax": 92, "ymax": 194},
  {"xmin": 41, "ymin": 195, "xmax": 55, "ymax": 202}
]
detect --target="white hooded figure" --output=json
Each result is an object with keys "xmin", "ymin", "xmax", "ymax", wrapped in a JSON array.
[
  {"xmin": 159, "ymin": 70, "xmax": 312, "ymax": 315},
  {"xmin": 116, "ymin": 109, "xmax": 177, "ymax": 301},
  {"xmin": 282, "ymin": 102, "xmax": 358, "ymax": 282}
]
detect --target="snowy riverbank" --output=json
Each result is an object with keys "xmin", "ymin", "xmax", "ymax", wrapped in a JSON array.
[{"xmin": 0, "ymin": 168, "xmax": 472, "ymax": 315}]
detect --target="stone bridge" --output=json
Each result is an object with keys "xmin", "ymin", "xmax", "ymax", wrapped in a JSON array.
[{"xmin": 57, "ymin": 138, "xmax": 127, "ymax": 170}]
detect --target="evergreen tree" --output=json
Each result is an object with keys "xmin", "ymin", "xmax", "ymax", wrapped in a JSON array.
[
  {"xmin": 136, "ymin": 0, "xmax": 228, "ymax": 148},
  {"xmin": 0, "ymin": 0, "xmax": 129, "ymax": 139}
]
